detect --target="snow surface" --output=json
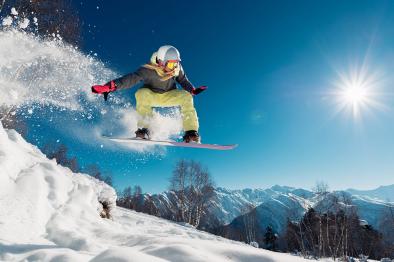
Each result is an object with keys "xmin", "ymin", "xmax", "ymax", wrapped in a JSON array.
[{"xmin": 0, "ymin": 122, "xmax": 315, "ymax": 261}]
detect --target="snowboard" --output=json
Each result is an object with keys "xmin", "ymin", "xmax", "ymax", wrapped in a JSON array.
[{"xmin": 103, "ymin": 136, "xmax": 237, "ymax": 150}]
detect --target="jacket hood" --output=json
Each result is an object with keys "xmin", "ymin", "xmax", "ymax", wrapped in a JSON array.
[{"xmin": 150, "ymin": 52, "xmax": 159, "ymax": 65}]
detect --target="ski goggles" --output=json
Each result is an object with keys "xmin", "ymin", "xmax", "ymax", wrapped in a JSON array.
[{"xmin": 164, "ymin": 60, "xmax": 179, "ymax": 70}]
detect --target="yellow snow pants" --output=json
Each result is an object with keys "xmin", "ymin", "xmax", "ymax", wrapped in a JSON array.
[{"xmin": 135, "ymin": 88, "xmax": 199, "ymax": 131}]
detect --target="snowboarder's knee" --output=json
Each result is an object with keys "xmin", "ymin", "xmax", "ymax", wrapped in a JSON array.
[{"xmin": 135, "ymin": 88, "xmax": 152, "ymax": 100}]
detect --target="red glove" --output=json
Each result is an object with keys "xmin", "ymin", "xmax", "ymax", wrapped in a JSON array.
[
  {"xmin": 91, "ymin": 81, "xmax": 117, "ymax": 101},
  {"xmin": 92, "ymin": 80, "xmax": 117, "ymax": 94},
  {"xmin": 191, "ymin": 86, "xmax": 207, "ymax": 96}
]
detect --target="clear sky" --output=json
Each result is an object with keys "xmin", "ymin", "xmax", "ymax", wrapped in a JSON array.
[{"xmin": 39, "ymin": 0, "xmax": 394, "ymax": 193}]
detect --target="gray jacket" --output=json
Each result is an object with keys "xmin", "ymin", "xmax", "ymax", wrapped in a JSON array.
[{"xmin": 113, "ymin": 63, "xmax": 195, "ymax": 94}]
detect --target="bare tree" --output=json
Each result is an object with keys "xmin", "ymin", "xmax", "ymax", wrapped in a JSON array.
[
  {"xmin": 189, "ymin": 161, "xmax": 215, "ymax": 227},
  {"xmin": 283, "ymin": 199, "xmax": 307, "ymax": 255},
  {"xmin": 240, "ymin": 203, "xmax": 257, "ymax": 245},
  {"xmin": 42, "ymin": 142, "xmax": 79, "ymax": 172},
  {"xmin": 312, "ymin": 182, "xmax": 330, "ymax": 258},
  {"xmin": 83, "ymin": 164, "xmax": 113, "ymax": 186},
  {"xmin": 117, "ymin": 186, "xmax": 133, "ymax": 209},
  {"xmin": 285, "ymin": 192, "xmax": 385, "ymax": 260},
  {"xmin": 378, "ymin": 203, "xmax": 394, "ymax": 258},
  {"xmin": 142, "ymin": 195, "xmax": 158, "ymax": 216},
  {"xmin": 3, "ymin": 0, "xmax": 81, "ymax": 46},
  {"xmin": 0, "ymin": 0, "xmax": 5, "ymax": 13},
  {"xmin": 313, "ymin": 181, "xmax": 329, "ymax": 197},
  {"xmin": 85, "ymin": 164, "xmax": 101, "ymax": 179},
  {"xmin": 169, "ymin": 159, "xmax": 215, "ymax": 227},
  {"xmin": 133, "ymin": 185, "xmax": 144, "ymax": 212},
  {"xmin": 170, "ymin": 159, "xmax": 188, "ymax": 221},
  {"xmin": 102, "ymin": 173, "xmax": 113, "ymax": 187},
  {"xmin": 0, "ymin": 107, "xmax": 28, "ymax": 136}
]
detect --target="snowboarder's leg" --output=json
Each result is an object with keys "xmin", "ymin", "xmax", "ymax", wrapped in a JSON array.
[
  {"xmin": 135, "ymin": 88, "xmax": 199, "ymax": 141},
  {"xmin": 135, "ymin": 88, "xmax": 154, "ymax": 129},
  {"xmin": 160, "ymin": 89, "xmax": 199, "ymax": 132}
]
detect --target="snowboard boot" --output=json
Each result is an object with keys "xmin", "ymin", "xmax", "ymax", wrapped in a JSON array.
[
  {"xmin": 183, "ymin": 130, "xmax": 200, "ymax": 143},
  {"xmin": 135, "ymin": 128, "xmax": 150, "ymax": 140}
]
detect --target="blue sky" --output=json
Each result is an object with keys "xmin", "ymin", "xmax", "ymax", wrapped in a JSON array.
[{"xmin": 38, "ymin": 0, "xmax": 394, "ymax": 193}]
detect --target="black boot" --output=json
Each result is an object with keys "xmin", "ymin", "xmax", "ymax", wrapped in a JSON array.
[
  {"xmin": 135, "ymin": 128, "xmax": 150, "ymax": 140},
  {"xmin": 183, "ymin": 130, "xmax": 200, "ymax": 143}
]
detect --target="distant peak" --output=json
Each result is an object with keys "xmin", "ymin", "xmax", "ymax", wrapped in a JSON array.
[
  {"xmin": 270, "ymin": 185, "xmax": 294, "ymax": 192},
  {"xmin": 346, "ymin": 184, "xmax": 394, "ymax": 192}
]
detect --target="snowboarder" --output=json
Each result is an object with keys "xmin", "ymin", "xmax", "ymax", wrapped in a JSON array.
[{"xmin": 91, "ymin": 45, "xmax": 207, "ymax": 143}]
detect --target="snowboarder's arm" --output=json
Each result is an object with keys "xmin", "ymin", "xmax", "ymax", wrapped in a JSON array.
[
  {"xmin": 176, "ymin": 65, "xmax": 195, "ymax": 93},
  {"xmin": 176, "ymin": 65, "xmax": 207, "ymax": 96},
  {"xmin": 112, "ymin": 67, "xmax": 146, "ymax": 90},
  {"xmin": 91, "ymin": 67, "xmax": 147, "ymax": 101}
]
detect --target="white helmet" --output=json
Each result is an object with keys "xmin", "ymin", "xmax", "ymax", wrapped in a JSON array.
[{"xmin": 157, "ymin": 45, "xmax": 181, "ymax": 63}]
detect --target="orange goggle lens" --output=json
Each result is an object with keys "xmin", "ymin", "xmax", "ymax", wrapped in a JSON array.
[{"xmin": 165, "ymin": 61, "xmax": 179, "ymax": 70}]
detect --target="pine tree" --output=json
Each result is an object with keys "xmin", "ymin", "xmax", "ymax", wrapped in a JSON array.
[{"xmin": 264, "ymin": 225, "xmax": 278, "ymax": 251}]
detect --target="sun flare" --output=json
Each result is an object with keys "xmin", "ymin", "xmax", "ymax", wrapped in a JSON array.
[
  {"xmin": 343, "ymin": 84, "xmax": 367, "ymax": 104},
  {"xmin": 332, "ymin": 64, "xmax": 384, "ymax": 120}
]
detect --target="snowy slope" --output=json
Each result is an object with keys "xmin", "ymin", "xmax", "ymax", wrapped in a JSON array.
[{"xmin": 0, "ymin": 122, "xmax": 314, "ymax": 262}]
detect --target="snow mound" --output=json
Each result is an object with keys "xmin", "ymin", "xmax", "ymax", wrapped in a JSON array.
[
  {"xmin": 0, "ymin": 122, "xmax": 116, "ymax": 259},
  {"xmin": 0, "ymin": 123, "xmax": 311, "ymax": 261}
]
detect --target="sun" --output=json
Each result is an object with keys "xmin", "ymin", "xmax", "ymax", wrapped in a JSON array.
[
  {"xmin": 331, "ymin": 64, "xmax": 384, "ymax": 120},
  {"xmin": 339, "ymin": 77, "xmax": 370, "ymax": 117},
  {"xmin": 343, "ymin": 84, "xmax": 367, "ymax": 104}
]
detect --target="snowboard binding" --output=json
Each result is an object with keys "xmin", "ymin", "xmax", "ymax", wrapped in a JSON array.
[
  {"xmin": 183, "ymin": 130, "xmax": 200, "ymax": 143},
  {"xmin": 135, "ymin": 128, "xmax": 150, "ymax": 140}
]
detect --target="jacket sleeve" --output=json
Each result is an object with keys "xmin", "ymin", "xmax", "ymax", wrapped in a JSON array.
[
  {"xmin": 176, "ymin": 64, "xmax": 195, "ymax": 93},
  {"xmin": 112, "ymin": 67, "xmax": 146, "ymax": 90}
]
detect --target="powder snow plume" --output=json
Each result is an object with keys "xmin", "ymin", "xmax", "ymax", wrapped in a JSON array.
[
  {"xmin": 0, "ymin": 30, "xmax": 112, "ymax": 109},
  {"xmin": 0, "ymin": 28, "xmax": 182, "ymax": 151}
]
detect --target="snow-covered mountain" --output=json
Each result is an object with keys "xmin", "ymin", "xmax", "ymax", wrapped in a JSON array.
[
  {"xmin": 211, "ymin": 186, "xmax": 315, "ymax": 225},
  {"xmin": 133, "ymin": 185, "xmax": 312, "ymax": 230},
  {"xmin": 346, "ymin": 184, "xmax": 394, "ymax": 202},
  {"xmin": 0, "ymin": 122, "xmax": 314, "ymax": 261},
  {"xmin": 220, "ymin": 186, "xmax": 393, "ymax": 240},
  {"xmin": 142, "ymin": 183, "xmax": 393, "ymax": 234}
]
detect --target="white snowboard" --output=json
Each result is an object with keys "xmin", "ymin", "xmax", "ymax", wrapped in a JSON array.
[{"xmin": 103, "ymin": 136, "xmax": 238, "ymax": 150}]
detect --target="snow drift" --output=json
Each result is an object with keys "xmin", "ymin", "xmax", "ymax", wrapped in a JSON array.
[
  {"xmin": 0, "ymin": 120, "xmax": 116, "ymax": 260},
  {"xmin": 0, "ymin": 122, "xmax": 315, "ymax": 261}
]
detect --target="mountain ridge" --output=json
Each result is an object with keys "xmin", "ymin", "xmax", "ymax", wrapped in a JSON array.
[{"xmin": 137, "ymin": 183, "xmax": 393, "ymax": 233}]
